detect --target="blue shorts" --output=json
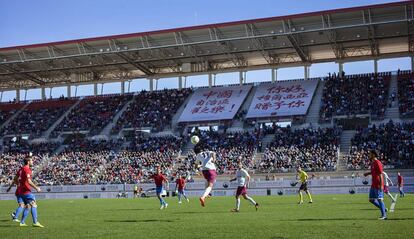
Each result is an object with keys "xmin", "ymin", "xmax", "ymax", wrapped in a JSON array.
[
  {"xmin": 16, "ymin": 195, "xmax": 24, "ymax": 204},
  {"xmin": 178, "ymin": 189, "xmax": 185, "ymax": 194},
  {"xmin": 156, "ymin": 186, "xmax": 163, "ymax": 194},
  {"xmin": 369, "ymin": 188, "xmax": 384, "ymax": 199}
]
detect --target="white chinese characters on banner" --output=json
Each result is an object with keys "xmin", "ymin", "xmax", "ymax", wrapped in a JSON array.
[
  {"xmin": 246, "ymin": 80, "xmax": 318, "ymax": 118},
  {"xmin": 178, "ymin": 85, "xmax": 252, "ymax": 122}
]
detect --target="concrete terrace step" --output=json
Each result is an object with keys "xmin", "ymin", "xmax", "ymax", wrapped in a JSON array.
[
  {"xmin": 99, "ymin": 94, "xmax": 136, "ymax": 136},
  {"xmin": 305, "ymin": 80, "xmax": 324, "ymax": 124},
  {"xmin": 43, "ymin": 98, "xmax": 82, "ymax": 138}
]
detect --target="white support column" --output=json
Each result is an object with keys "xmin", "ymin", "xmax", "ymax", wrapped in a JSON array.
[
  {"xmin": 74, "ymin": 86, "xmax": 78, "ymax": 97},
  {"xmin": 239, "ymin": 71, "xmax": 244, "ymax": 85},
  {"xmin": 49, "ymin": 87, "xmax": 53, "ymax": 99},
  {"xmin": 304, "ymin": 65, "xmax": 309, "ymax": 80},
  {"xmin": 338, "ymin": 62, "xmax": 344, "ymax": 76},
  {"xmin": 213, "ymin": 74, "xmax": 216, "ymax": 86},
  {"xmin": 16, "ymin": 89, "xmax": 20, "ymax": 102},
  {"xmin": 374, "ymin": 59, "xmax": 378, "ymax": 74},
  {"xmin": 271, "ymin": 68, "xmax": 278, "ymax": 83},
  {"xmin": 184, "ymin": 76, "xmax": 187, "ymax": 88},
  {"xmin": 67, "ymin": 85, "xmax": 71, "ymax": 98},
  {"xmin": 100, "ymin": 83, "xmax": 104, "ymax": 95},
  {"xmin": 208, "ymin": 73, "xmax": 213, "ymax": 88},
  {"xmin": 41, "ymin": 87, "xmax": 46, "ymax": 100},
  {"xmin": 94, "ymin": 83, "xmax": 98, "ymax": 96},
  {"xmin": 411, "ymin": 55, "xmax": 414, "ymax": 71},
  {"xmin": 121, "ymin": 81, "xmax": 125, "ymax": 94},
  {"xmin": 155, "ymin": 78, "xmax": 158, "ymax": 91},
  {"xmin": 149, "ymin": 78, "xmax": 154, "ymax": 92},
  {"xmin": 127, "ymin": 81, "xmax": 131, "ymax": 93},
  {"xmin": 178, "ymin": 76, "xmax": 183, "ymax": 90}
]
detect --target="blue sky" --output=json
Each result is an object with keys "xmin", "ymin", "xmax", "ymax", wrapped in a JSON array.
[{"xmin": 0, "ymin": 0, "xmax": 411, "ymax": 101}]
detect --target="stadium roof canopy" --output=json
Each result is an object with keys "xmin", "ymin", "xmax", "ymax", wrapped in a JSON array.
[{"xmin": 0, "ymin": 1, "xmax": 413, "ymax": 91}]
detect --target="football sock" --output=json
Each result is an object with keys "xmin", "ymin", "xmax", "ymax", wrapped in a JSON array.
[
  {"xmin": 14, "ymin": 206, "xmax": 24, "ymax": 219},
  {"xmin": 178, "ymin": 193, "xmax": 182, "ymax": 202},
  {"xmin": 299, "ymin": 192, "xmax": 303, "ymax": 202},
  {"xmin": 387, "ymin": 193, "xmax": 396, "ymax": 202},
  {"xmin": 378, "ymin": 200, "xmax": 386, "ymax": 217},
  {"xmin": 245, "ymin": 196, "xmax": 256, "ymax": 205},
  {"xmin": 21, "ymin": 208, "xmax": 29, "ymax": 224},
  {"xmin": 371, "ymin": 199, "xmax": 381, "ymax": 209},
  {"xmin": 236, "ymin": 198, "xmax": 240, "ymax": 210},
  {"xmin": 31, "ymin": 206, "xmax": 38, "ymax": 224},
  {"xmin": 307, "ymin": 192, "xmax": 313, "ymax": 202},
  {"xmin": 202, "ymin": 186, "xmax": 212, "ymax": 198}
]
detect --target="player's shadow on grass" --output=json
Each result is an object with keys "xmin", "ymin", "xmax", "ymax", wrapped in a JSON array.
[
  {"xmin": 104, "ymin": 219, "xmax": 174, "ymax": 223},
  {"xmin": 281, "ymin": 218, "xmax": 414, "ymax": 221},
  {"xmin": 105, "ymin": 208, "xmax": 146, "ymax": 211},
  {"xmin": 358, "ymin": 208, "xmax": 414, "ymax": 211},
  {"xmin": 172, "ymin": 211, "xmax": 225, "ymax": 215}
]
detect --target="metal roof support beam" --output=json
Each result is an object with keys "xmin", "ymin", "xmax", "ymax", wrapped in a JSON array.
[
  {"xmin": 323, "ymin": 14, "xmax": 344, "ymax": 60},
  {"xmin": 208, "ymin": 73, "xmax": 213, "ymax": 88},
  {"xmin": 116, "ymin": 52, "xmax": 153, "ymax": 75},
  {"xmin": 174, "ymin": 32, "xmax": 206, "ymax": 64},
  {"xmin": 366, "ymin": 10, "xmax": 379, "ymax": 57},
  {"xmin": 245, "ymin": 24, "xmax": 274, "ymax": 64},
  {"xmin": 210, "ymin": 28, "xmax": 247, "ymax": 67},
  {"xmin": 0, "ymin": 65, "xmax": 45, "ymax": 85},
  {"xmin": 283, "ymin": 20, "xmax": 308, "ymax": 62},
  {"xmin": 374, "ymin": 59, "xmax": 378, "ymax": 74},
  {"xmin": 144, "ymin": 36, "xmax": 181, "ymax": 72}
]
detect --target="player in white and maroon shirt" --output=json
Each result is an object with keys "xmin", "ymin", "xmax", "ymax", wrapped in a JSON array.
[
  {"xmin": 382, "ymin": 171, "xmax": 396, "ymax": 203},
  {"xmin": 229, "ymin": 162, "xmax": 259, "ymax": 212},
  {"xmin": 194, "ymin": 144, "xmax": 217, "ymax": 207}
]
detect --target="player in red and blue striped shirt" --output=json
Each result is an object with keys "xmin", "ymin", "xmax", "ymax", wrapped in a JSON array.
[
  {"xmin": 151, "ymin": 166, "xmax": 169, "ymax": 210},
  {"xmin": 364, "ymin": 150, "xmax": 387, "ymax": 220}
]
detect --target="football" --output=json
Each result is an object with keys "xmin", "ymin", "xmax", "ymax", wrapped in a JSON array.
[{"xmin": 191, "ymin": 135, "xmax": 200, "ymax": 145}]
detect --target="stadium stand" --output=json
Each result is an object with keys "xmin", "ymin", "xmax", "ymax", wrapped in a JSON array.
[
  {"xmin": 398, "ymin": 70, "xmax": 414, "ymax": 118},
  {"xmin": 112, "ymin": 89, "xmax": 192, "ymax": 134},
  {"xmin": 258, "ymin": 126, "xmax": 341, "ymax": 173},
  {"xmin": 0, "ymin": 102, "xmax": 25, "ymax": 127},
  {"xmin": 52, "ymin": 94, "xmax": 133, "ymax": 137},
  {"xmin": 2, "ymin": 98, "xmax": 77, "ymax": 138},
  {"xmin": 0, "ymin": 70, "xmax": 412, "ymax": 186},
  {"xmin": 346, "ymin": 121, "xmax": 414, "ymax": 170},
  {"xmin": 320, "ymin": 72, "xmax": 390, "ymax": 122}
]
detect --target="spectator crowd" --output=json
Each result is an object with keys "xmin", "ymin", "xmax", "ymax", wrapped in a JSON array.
[
  {"xmin": 320, "ymin": 72, "xmax": 390, "ymax": 121},
  {"xmin": 347, "ymin": 121, "xmax": 414, "ymax": 170}
]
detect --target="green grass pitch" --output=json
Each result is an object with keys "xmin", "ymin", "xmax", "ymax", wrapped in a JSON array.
[{"xmin": 0, "ymin": 194, "xmax": 413, "ymax": 239}]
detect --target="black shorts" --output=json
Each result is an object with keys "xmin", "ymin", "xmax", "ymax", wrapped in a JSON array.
[
  {"xmin": 299, "ymin": 182, "xmax": 308, "ymax": 191},
  {"xmin": 134, "ymin": 190, "xmax": 138, "ymax": 194}
]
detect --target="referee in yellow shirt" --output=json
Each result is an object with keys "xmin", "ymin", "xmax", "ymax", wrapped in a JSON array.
[{"xmin": 297, "ymin": 167, "xmax": 313, "ymax": 204}]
